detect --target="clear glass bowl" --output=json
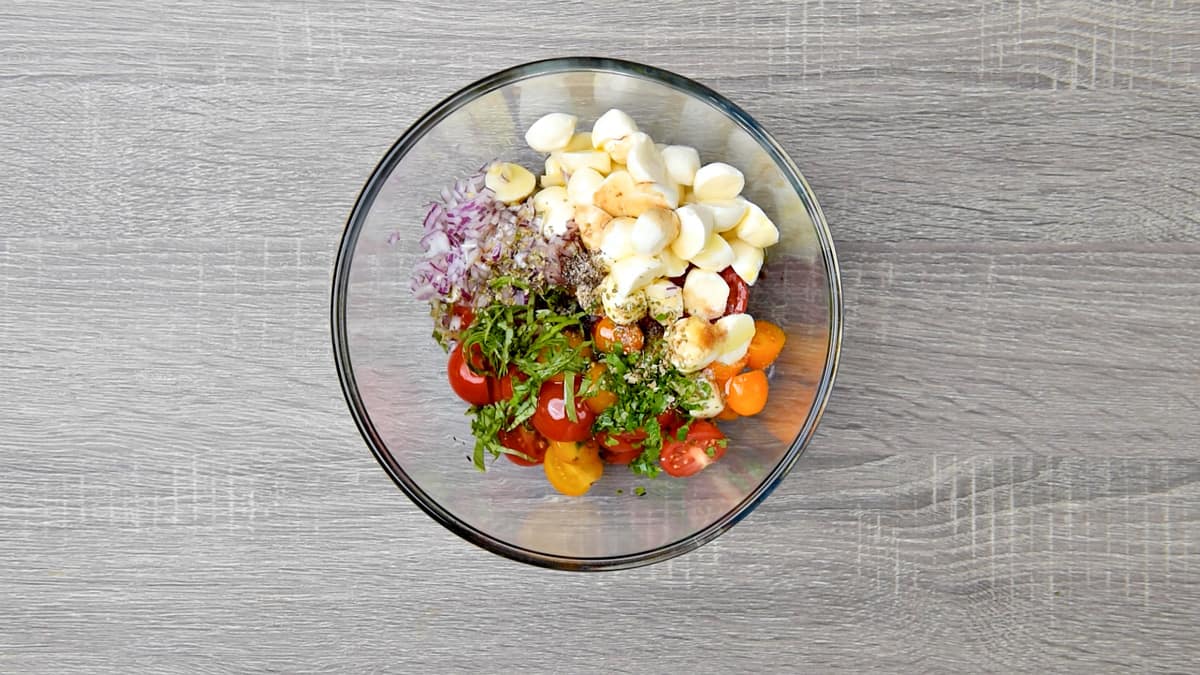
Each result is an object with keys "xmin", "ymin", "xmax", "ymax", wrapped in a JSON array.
[{"xmin": 331, "ymin": 58, "xmax": 843, "ymax": 570}]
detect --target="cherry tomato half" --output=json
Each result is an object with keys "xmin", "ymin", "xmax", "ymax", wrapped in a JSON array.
[
  {"xmin": 597, "ymin": 433, "xmax": 643, "ymax": 465},
  {"xmin": 544, "ymin": 439, "xmax": 604, "ymax": 496},
  {"xmin": 447, "ymin": 343, "xmax": 494, "ymax": 406},
  {"xmin": 659, "ymin": 420, "xmax": 727, "ymax": 478},
  {"xmin": 719, "ymin": 267, "xmax": 750, "ymax": 315},
  {"xmin": 656, "ymin": 409, "xmax": 685, "ymax": 436},
  {"xmin": 499, "ymin": 424, "xmax": 549, "ymax": 466},
  {"xmin": 531, "ymin": 377, "xmax": 596, "ymax": 442}
]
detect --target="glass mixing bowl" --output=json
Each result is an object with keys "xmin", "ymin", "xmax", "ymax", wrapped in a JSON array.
[{"xmin": 331, "ymin": 58, "xmax": 842, "ymax": 570}]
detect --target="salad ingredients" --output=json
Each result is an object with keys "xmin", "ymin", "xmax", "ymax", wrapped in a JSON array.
[
  {"xmin": 691, "ymin": 162, "xmax": 745, "ymax": 202},
  {"xmin": 592, "ymin": 316, "xmax": 645, "ymax": 354},
  {"xmin": 532, "ymin": 377, "xmax": 597, "ymax": 442},
  {"xmin": 409, "ymin": 107, "xmax": 789, "ymax": 496},
  {"xmin": 447, "ymin": 343, "xmax": 494, "ymax": 406},
  {"xmin": 720, "ymin": 267, "xmax": 751, "ymax": 315},
  {"xmin": 500, "ymin": 425, "xmax": 550, "ymax": 466},
  {"xmin": 661, "ymin": 145, "xmax": 701, "ymax": 185},
  {"xmin": 724, "ymin": 369, "xmax": 769, "ymax": 416},
  {"xmin": 409, "ymin": 171, "xmax": 585, "ymax": 346},
  {"xmin": 659, "ymin": 421, "xmax": 727, "ymax": 478},
  {"xmin": 591, "ymin": 109, "xmax": 640, "ymax": 149},
  {"xmin": 485, "ymin": 162, "xmax": 537, "ymax": 204},
  {"xmin": 747, "ymin": 319, "xmax": 787, "ymax": 370},
  {"xmin": 682, "ymin": 269, "xmax": 730, "ymax": 321},
  {"xmin": 524, "ymin": 113, "xmax": 578, "ymax": 153},
  {"xmin": 714, "ymin": 313, "xmax": 756, "ymax": 364},
  {"xmin": 544, "ymin": 440, "xmax": 604, "ymax": 496}
]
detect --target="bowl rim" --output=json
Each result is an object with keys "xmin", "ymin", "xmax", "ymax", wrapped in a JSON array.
[{"xmin": 331, "ymin": 56, "xmax": 843, "ymax": 571}]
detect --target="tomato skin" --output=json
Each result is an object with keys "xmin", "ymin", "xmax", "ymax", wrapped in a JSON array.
[
  {"xmin": 592, "ymin": 317, "xmax": 644, "ymax": 353},
  {"xmin": 451, "ymin": 304, "xmax": 475, "ymax": 330},
  {"xmin": 656, "ymin": 409, "xmax": 685, "ymax": 435},
  {"xmin": 724, "ymin": 369, "xmax": 769, "ymax": 416},
  {"xmin": 544, "ymin": 440, "xmax": 604, "ymax": 496},
  {"xmin": 583, "ymin": 362, "xmax": 617, "ymax": 413},
  {"xmin": 565, "ymin": 329, "xmax": 594, "ymax": 359},
  {"xmin": 659, "ymin": 420, "xmax": 727, "ymax": 477},
  {"xmin": 746, "ymin": 320, "xmax": 786, "ymax": 370},
  {"xmin": 499, "ymin": 424, "xmax": 549, "ymax": 466},
  {"xmin": 531, "ymin": 378, "xmax": 596, "ymax": 442},
  {"xmin": 597, "ymin": 433, "xmax": 642, "ymax": 464},
  {"xmin": 719, "ymin": 267, "xmax": 750, "ymax": 315},
  {"xmin": 610, "ymin": 410, "xmax": 684, "ymax": 446},
  {"xmin": 684, "ymin": 420, "xmax": 726, "ymax": 442},
  {"xmin": 705, "ymin": 356, "xmax": 747, "ymax": 385},
  {"xmin": 447, "ymin": 343, "xmax": 494, "ymax": 406},
  {"xmin": 491, "ymin": 368, "xmax": 526, "ymax": 403}
]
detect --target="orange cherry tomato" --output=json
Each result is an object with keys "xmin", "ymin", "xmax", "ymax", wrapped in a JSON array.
[
  {"xmin": 583, "ymin": 362, "xmax": 617, "ymax": 413},
  {"xmin": 544, "ymin": 439, "xmax": 604, "ymax": 496},
  {"xmin": 724, "ymin": 369, "xmax": 769, "ymax": 416},
  {"xmin": 592, "ymin": 317, "xmax": 644, "ymax": 353},
  {"xmin": 746, "ymin": 320, "xmax": 786, "ymax": 370},
  {"xmin": 715, "ymin": 406, "xmax": 740, "ymax": 421},
  {"xmin": 565, "ymin": 329, "xmax": 594, "ymax": 359},
  {"xmin": 705, "ymin": 356, "xmax": 747, "ymax": 385}
]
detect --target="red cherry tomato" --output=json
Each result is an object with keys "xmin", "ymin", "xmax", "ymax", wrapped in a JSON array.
[
  {"xmin": 447, "ymin": 343, "xmax": 494, "ymax": 406},
  {"xmin": 599, "ymin": 438, "xmax": 642, "ymax": 465},
  {"xmin": 719, "ymin": 267, "xmax": 750, "ymax": 315},
  {"xmin": 604, "ymin": 410, "xmax": 684, "ymax": 447},
  {"xmin": 499, "ymin": 424, "xmax": 549, "ymax": 466},
  {"xmin": 656, "ymin": 409, "xmax": 684, "ymax": 435},
  {"xmin": 659, "ymin": 420, "xmax": 727, "ymax": 477},
  {"xmin": 491, "ymin": 368, "xmax": 526, "ymax": 403},
  {"xmin": 451, "ymin": 304, "xmax": 475, "ymax": 331},
  {"xmin": 531, "ymin": 377, "xmax": 596, "ymax": 442}
]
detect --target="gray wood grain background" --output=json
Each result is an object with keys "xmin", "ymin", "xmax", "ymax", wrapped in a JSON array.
[{"xmin": 3, "ymin": 1, "xmax": 1198, "ymax": 672}]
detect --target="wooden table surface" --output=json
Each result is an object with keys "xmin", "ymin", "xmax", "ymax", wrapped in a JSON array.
[{"xmin": 3, "ymin": 1, "xmax": 1198, "ymax": 672}]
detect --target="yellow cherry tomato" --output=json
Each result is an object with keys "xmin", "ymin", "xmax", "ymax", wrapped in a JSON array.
[
  {"xmin": 544, "ymin": 439, "xmax": 604, "ymax": 496},
  {"xmin": 583, "ymin": 362, "xmax": 617, "ymax": 414}
]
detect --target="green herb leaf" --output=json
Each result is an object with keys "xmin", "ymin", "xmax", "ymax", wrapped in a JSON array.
[
  {"xmin": 456, "ymin": 288, "xmax": 591, "ymax": 472},
  {"xmin": 563, "ymin": 372, "xmax": 578, "ymax": 423}
]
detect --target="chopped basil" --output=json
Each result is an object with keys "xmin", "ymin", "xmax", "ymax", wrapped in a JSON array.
[
  {"xmin": 591, "ymin": 345, "xmax": 702, "ymax": 478},
  {"xmin": 458, "ymin": 288, "xmax": 591, "ymax": 471},
  {"xmin": 563, "ymin": 372, "xmax": 577, "ymax": 423}
]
